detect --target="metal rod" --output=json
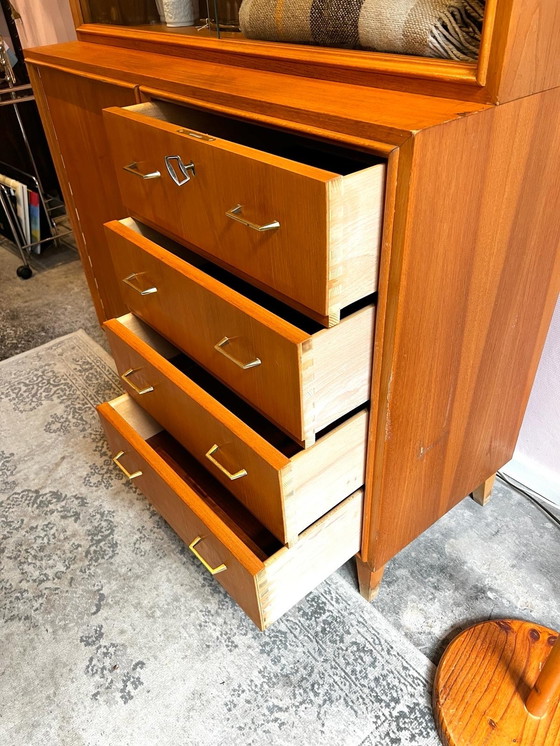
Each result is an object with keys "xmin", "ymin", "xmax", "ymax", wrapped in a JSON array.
[
  {"xmin": 0, "ymin": 83, "xmax": 32, "ymax": 94},
  {"xmin": 11, "ymin": 100, "xmax": 56, "ymax": 234},
  {"xmin": 0, "ymin": 95, "xmax": 34, "ymax": 106},
  {"xmin": 0, "ymin": 42, "xmax": 69, "ymax": 252},
  {"xmin": 19, "ymin": 229, "xmax": 73, "ymax": 252}
]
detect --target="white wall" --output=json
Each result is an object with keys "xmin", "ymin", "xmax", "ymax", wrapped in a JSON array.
[
  {"xmin": 11, "ymin": 0, "xmax": 76, "ymax": 48},
  {"xmin": 503, "ymin": 295, "xmax": 560, "ymax": 506}
]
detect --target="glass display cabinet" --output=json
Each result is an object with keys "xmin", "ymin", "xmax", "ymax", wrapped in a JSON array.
[{"xmin": 68, "ymin": 0, "xmax": 511, "ymax": 102}]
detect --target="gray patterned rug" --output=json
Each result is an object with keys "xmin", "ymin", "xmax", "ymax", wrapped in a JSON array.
[{"xmin": 0, "ymin": 331, "xmax": 439, "ymax": 746}]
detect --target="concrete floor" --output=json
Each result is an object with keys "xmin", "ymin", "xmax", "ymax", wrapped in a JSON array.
[
  {"xmin": 1, "ymin": 237, "xmax": 558, "ymax": 664},
  {"xmin": 0, "ymin": 238, "xmax": 106, "ymax": 360}
]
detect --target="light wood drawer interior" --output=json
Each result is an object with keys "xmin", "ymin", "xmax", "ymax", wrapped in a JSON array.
[
  {"xmin": 106, "ymin": 218, "xmax": 375, "ymax": 446},
  {"xmin": 104, "ymin": 312, "xmax": 368, "ymax": 545},
  {"xmin": 103, "ymin": 100, "xmax": 386, "ymax": 325},
  {"xmin": 98, "ymin": 393, "xmax": 363, "ymax": 630}
]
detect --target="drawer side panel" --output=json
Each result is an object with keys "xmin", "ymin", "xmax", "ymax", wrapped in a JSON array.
[
  {"xmin": 98, "ymin": 399, "xmax": 264, "ymax": 626},
  {"xmin": 258, "ymin": 489, "xmax": 363, "ymax": 629}
]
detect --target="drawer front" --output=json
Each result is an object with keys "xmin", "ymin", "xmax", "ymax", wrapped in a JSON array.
[
  {"xmin": 106, "ymin": 219, "xmax": 307, "ymax": 441},
  {"xmin": 103, "ymin": 103, "xmax": 384, "ymax": 320},
  {"xmin": 104, "ymin": 315, "xmax": 291, "ymax": 543},
  {"xmin": 104, "ymin": 313, "xmax": 368, "ymax": 545},
  {"xmin": 98, "ymin": 394, "xmax": 363, "ymax": 630},
  {"xmin": 97, "ymin": 396, "xmax": 264, "ymax": 627}
]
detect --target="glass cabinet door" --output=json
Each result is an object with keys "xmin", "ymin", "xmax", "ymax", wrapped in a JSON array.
[
  {"xmin": 76, "ymin": 0, "xmax": 486, "ymax": 61},
  {"xmin": 80, "ymin": 0, "xmax": 242, "ymax": 35}
]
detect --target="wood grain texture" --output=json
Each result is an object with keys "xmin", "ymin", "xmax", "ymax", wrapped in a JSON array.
[
  {"xmin": 60, "ymin": 0, "xmax": 560, "ymax": 105},
  {"xmin": 99, "ymin": 394, "xmax": 363, "ymax": 629},
  {"xmin": 526, "ymin": 635, "xmax": 560, "ymax": 719},
  {"xmin": 106, "ymin": 218, "xmax": 306, "ymax": 440},
  {"xmin": 363, "ymin": 87, "xmax": 560, "ymax": 571},
  {"xmin": 474, "ymin": 0, "xmax": 498, "ymax": 87},
  {"xmin": 258, "ymin": 489, "xmax": 363, "ymax": 629},
  {"xmin": 104, "ymin": 313, "xmax": 367, "ymax": 543},
  {"xmin": 68, "ymin": 0, "xmax": 86, "ymax": 26},
  {"xmin": 355, "ymin": 556, "xmax": 385, "ymax": 602},
  {"xmin": 105, "ymin": 219, "xmax": 373, "ymax": 444},
  {"xmin": 486, "ymin": 0, "xmax": 560, "ymax": 103},
  {"xmin": 97, "ymin": 395, "xmax": 264, "ymax": 626},
  {"xmin": 472, "ymin": 473, "xmax": 496, "ymax": 506},
  {"xmin": 310, "ymin": 305, "xmax": 375, "ymax": 435},
  {"xmin": 75, "ymin": 23, "xmax": 482, "ymax": 100},
  {"xmin": 27, "ymin": 64, "xmax": 136, "ymax": 321},
  {"xmin": 327, "ymin": 164, "xmax": 385, "ymax": 316},
  {"xmin": 434, "ymin": 620, "xmax": 560, "ymax": 746},
  {"xmin": 103, "ymin": 102, "xmax": 384, "ymax": 319},
  {"xmin": 24, "ymin": 42, "xmax": 489, "ymax": 149},
  {"xmin": 287, "ymin": 410, "xmax": 367, "ymax": 535},
  {"xmin": 26, "ymin": 63, "xmax": 104, "ymax": 322}
]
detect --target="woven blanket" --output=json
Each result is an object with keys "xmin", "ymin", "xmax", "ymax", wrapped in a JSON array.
[{"xmin": 239, "ymin": 0, "xmax": 485, "ymax": 61}]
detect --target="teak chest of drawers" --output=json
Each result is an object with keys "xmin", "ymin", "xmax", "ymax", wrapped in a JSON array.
[{"xmin": 26, "ymin": 3, "xmax": 560, "ymax": 629}]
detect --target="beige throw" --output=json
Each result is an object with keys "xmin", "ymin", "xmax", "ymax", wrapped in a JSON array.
[{"xmin": 239, "ymin": 0, "xmax": 485, "ymax": 61}]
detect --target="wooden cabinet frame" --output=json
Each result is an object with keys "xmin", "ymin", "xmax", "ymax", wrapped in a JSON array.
[
  {"xmin": 25, "ymin": 0, "xmax": 560, "ymax": 604},
  {"xmin": 69, "ymin": 0, "xmax": 560, "ymax": 104}
]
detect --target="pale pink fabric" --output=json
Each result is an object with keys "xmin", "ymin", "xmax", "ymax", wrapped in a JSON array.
[{"xmin": 11, "ymin": 0, "xmax": 77, "ymax": 48}]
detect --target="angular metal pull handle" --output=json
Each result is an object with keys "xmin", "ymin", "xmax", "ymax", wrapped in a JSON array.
[
  {"xmin": 122, "ymin": 273, "xmax": 158, "ymax": 296},
  {"xmin": 214, "ymin": 337, "xmax": 261, "ymax": 369},
  {"xmin": 225, "ymin": 204, "xmax": 280, "ymax": 232},
  {"xmin": 123, "ymin": 162, "xmax": 161, "ymax": 180},
  {"xmin": 120, "ymin": 368, "xmax": 154, "ymax": 395},
  {"xmin": 205, "ymin": 444, "xmax": 247, "ymax": 481},
  {"xmin": 188, "ymin": 536, "xmax": 227, "ymax": 575},
  {"xmin": 112, "ymin": 450, "xmax": 142, "ymax": 480},
  {"xmin": 165, "ymin": 155, "xmax": 195, "ymax": 185}
]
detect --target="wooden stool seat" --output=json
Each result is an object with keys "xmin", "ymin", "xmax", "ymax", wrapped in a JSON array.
[{"xmin": 433, "ymin": 619, "xmax": 560, "ymax": 746}]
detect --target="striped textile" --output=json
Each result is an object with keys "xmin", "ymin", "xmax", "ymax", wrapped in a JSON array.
[{"xmin": 239, "ymin": 0, "xmax": 485, "ymax": 61}]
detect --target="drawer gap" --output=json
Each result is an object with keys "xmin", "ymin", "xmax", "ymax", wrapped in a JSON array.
[
  {"xmin": 170, "ymin": 349, "xmax": 369, "ymax": 454},
  {"xmin": 170, "ymin": 352, "xmax": 300, "ymax": 456},
  {"xmin": 147, "ymin": 429, "xmax": 283, "ymax": 560},
  {"xmin": 121, "ymin": 218, "xmax": 376, "ymax": 331},
  {"xmin": 127, "ymin": 100, "xmax": 385, "ymax": 176}
]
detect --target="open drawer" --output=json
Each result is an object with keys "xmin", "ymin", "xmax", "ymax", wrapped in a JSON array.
[
  {"xmin": 105, "ymin": 312, "xmax": 368, "ymax": 545},
  {"xmin": 103, "ymin": 101, "xmax": 385, "ymax": 326},
  {"xmin": 97, "ymin": 393, "xmax": 363, "ymax": 630},
  {"xmin": 106, "ymin": 218, "xmax": 375, "ymax": 446}
]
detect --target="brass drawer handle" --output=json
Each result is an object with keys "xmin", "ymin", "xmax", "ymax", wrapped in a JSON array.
[
  {"xmin": 225, "ymin": 204, "xmax": 280, "ymax": 232},
  {"xmin": 120, "ymin": 368, "xmax": 154, "ymax": 395},
  {"xmin": 165, "ymin": 155, "xmax": 195, "ymax": 185},
  {"xmin": 188, "ymin": 536, "xmax": 227, "ymax": 575},
  {"xmin": 122, "ymin": 272, "xmax": 158, "ymax": 296},
  {"xmin": 112, "ymin": 450, "xmax": 142, "ymax": 480},
  {"xmin": 123, "ymin": 162, "xmax": 161, "ymax": 180},
  {"xmin": 205, "ymin": 444, "xmax": 247, "ymax": 481},
  {"xmin": 214, "ymin": 337, "xmax": 261, "ymax": 369}
]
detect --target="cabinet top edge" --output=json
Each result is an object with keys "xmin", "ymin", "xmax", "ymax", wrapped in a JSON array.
[{"xmin": 25, "ymin": 41, "xmax": 491, "ymax": 149}]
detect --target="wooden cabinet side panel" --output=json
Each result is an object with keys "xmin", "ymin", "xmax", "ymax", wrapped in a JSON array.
[
  {"xmin": 364, "ymin": 88, "xmax": 560, "ymax": 569},
  {"xmin": 29, "ymin": 65, "xmax": 137, "ymax": 321},
  {"xmin": 487, "ymin": 0, "xmax": 560, "ymax": 103},
  {"xmin": 27, "ymin": 64, "xmax": 102, "ymax": 321}
]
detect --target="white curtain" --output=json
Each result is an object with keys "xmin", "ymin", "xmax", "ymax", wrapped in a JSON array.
[{"xmin": 11, "ymin": 0, "xmax": 76, "ymax": 48}]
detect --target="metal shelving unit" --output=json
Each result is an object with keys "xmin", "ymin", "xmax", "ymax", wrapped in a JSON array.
[{"xmin": 0, "ymin": 37, "xmax": 72, "ymax": 278}]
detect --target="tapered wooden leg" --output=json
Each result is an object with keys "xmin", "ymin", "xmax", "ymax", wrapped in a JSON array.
[
  {"xmin": 355, "ymin": 556, "xmax": 385, "ymax": 602},
  {"xmin": 472, "ymin": 473, "xmax": 496, "ymax": 506}
]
